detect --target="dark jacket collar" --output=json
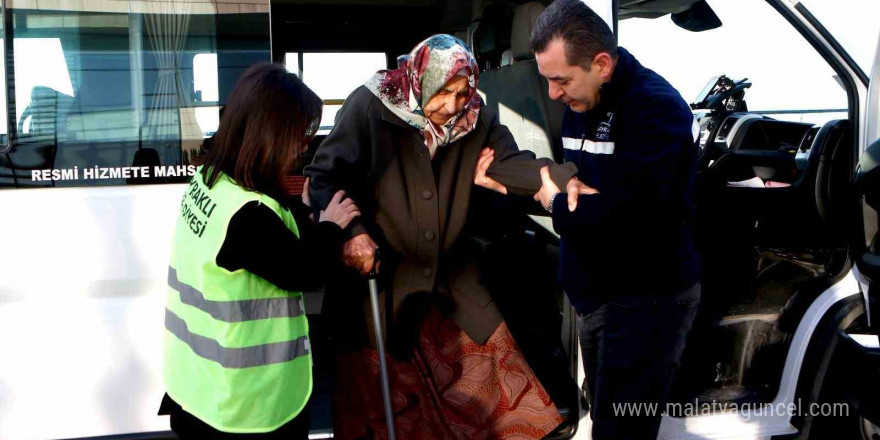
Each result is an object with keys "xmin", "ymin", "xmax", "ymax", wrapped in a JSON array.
[{"xmin": 599, "ymin": 46, "xmax": 635, "ymax": 103}]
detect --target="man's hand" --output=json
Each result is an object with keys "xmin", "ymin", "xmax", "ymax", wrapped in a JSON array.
[
  {"xmin": 535, "ymin": 166, "xmax": 599, "ymax": 212},
  {"xmin": 534, "ymin": 166, "xmax": 562, "ymax": 211},
  {"xmin": 343, "ymin": 233, "xmax": 378, "ymax": 276},
  {"xmin": 565, "ymin": 176, "xmax": 599, "ymax": 212},
  {"xmin": 473, "ymin": 147, "xmax": 507, "ymax": 194}
]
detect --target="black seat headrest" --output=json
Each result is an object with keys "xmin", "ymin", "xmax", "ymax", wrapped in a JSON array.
[{"xmin": 473, "ymin": 2, "xmax": 514, "ymax": 70}]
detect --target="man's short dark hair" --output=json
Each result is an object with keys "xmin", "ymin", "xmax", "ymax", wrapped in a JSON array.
[{"xmin": 529, "ymin": 0, "xmax": 618, "ymax": 70}]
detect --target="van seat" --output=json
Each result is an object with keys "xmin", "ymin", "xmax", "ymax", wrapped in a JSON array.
[{"xmin": 477, "ymin": 1, "xmax": 565, "ymax": 162}]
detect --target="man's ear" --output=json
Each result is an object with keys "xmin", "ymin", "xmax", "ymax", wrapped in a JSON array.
[{"xmin": 592, "ymin": 52, "xmax": 614, "ymax": 81}]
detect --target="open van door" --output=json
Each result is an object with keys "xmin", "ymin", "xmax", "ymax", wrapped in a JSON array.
[{"xmin": 843, "ymin": 28, "xmax": 880, "ymax": 428}]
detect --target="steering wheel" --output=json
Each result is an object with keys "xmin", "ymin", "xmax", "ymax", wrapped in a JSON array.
[
  {"xmin": 693, "ymin": 77, "xmax": 751, "ymax": 172},
  {"xmin": 696, "ymin": 115, "xmax": 731, "ymax": 172}
]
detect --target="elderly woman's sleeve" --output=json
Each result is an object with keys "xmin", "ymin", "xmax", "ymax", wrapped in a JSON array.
[
  {"xmin": 304, "ymin": 87, "xmax": 374, "ymax": 238},
  {"xmin": 483, "ymin": 109, "xmax": 578, "ymax": 196}
]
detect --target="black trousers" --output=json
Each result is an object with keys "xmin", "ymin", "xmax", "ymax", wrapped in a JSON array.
[
  {"xmin": 161, "ymin": 394, "xmax": 310, "ymax": 440},
  {"xmin": 577, "ymin": 283, "xmax": 700, "ymax": 440}
]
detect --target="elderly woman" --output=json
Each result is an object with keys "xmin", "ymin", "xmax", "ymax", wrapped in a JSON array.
[{"xmin": 305, "ymin": 35, "xmax": 577, "ymax": 440}]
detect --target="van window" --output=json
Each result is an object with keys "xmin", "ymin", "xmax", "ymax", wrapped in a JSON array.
[
  {"xmin": 285, "ymin": 52, "xmax": 386, "ymax": 133},
  {"xmin": 618, "ymin": 0, "xmax": 848, "ymax": 125},
  {"xmin": 0, "ymin": 5, "xmax": 271, "ymax": 188}
]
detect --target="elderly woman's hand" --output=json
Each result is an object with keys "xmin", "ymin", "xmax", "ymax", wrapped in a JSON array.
[
  {"xmin": 319, "ymin": 190, "xmax": 360, "ymax": 229},
  {"xmin": 343, "ymin": 233, "xmax": 379, "ymax": 275},
  {"xmin": 473, "ymin": 148, "xmax": 507, "ymax": 194}
]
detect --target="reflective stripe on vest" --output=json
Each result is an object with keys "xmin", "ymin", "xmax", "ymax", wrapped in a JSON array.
[
  {"xmin": 164, "ymin": 308, "xmax": 309, "ymax": 368},
  {"xmin": 168, "ymin": 266, "xmax": 305, "ymax": 322}
]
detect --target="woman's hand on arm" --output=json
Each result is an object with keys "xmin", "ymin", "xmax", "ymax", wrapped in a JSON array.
[
  {"xmin": 318, "ymin": 190, "xmax": 360, "ymax": 229},
  {"xmin": 473, "ymin": 147, "xmax": 507, "ymax": 194}
]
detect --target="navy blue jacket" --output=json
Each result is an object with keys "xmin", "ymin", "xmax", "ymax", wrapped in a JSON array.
[{"xmin": 551, "ymin": 47, "xmax": 700, "ymax": 315}]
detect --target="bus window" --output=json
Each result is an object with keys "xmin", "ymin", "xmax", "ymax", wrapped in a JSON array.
[
  {"xmin": 286, "ymin": 52, "xmax": 386, "ymax": 133},
  {"xmin": 0, "ymin": 5, "xmax": 271, "ymax": 189},
  {"xmin": 192, "ymin": 53, "xmax": 221, "ymax": 137}
]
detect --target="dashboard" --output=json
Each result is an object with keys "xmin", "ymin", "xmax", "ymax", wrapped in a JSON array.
[{"xmin": 702, "ymin": 112, "xmax": 819, "ymax": 186}]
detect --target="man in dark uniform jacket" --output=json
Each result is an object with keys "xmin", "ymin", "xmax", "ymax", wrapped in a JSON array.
[{"xmin": 530, "ymin": 1, "xmax": 702, "ymax": 438}]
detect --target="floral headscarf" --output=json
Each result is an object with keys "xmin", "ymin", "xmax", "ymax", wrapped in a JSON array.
[{"xmin": 365, "ymin": 34, "xmax": 482, "ymax": 158}]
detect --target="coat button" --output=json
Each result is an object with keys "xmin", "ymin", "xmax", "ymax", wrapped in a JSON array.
[
  {"xmin": 422, "ymin": 267, "xmax": 433, "ymax": 278},
  {"xmin": 421, "ymin": 189, "xmax": 433, "ymax": 200},
  {"xmin": 424, "ymin": 230, "xmax": 435, "ymax": 241}
]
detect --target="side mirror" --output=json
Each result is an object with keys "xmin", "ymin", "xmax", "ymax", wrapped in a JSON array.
[{"xmin": 671, "ymin": 1, "xmax": 722, "ymax": 32}]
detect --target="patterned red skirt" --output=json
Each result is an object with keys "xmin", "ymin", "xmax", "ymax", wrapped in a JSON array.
[{"xmin": 333, "ymin": 309, "xmax": 562, "ymax": 440}]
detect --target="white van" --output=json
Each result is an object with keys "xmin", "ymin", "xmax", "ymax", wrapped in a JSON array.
[{"xmin": 1, "ymin": 1, "xmax": 879, "ymax": 439}]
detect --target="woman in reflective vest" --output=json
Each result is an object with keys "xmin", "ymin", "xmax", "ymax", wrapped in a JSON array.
[{"xmin": 159, "ymin": 63, "xmax": 359, "ymax": 439}]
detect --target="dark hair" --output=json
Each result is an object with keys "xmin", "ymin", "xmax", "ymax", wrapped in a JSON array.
[
  {"xmin": 199, "ymin": 63, "xmax": 322, "ymax": 200},
  {"xmin": 529, "ymin": 0, "xmax": 617, "ymax": 70}
]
